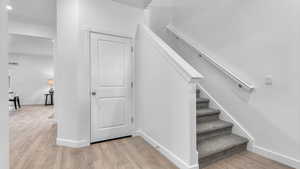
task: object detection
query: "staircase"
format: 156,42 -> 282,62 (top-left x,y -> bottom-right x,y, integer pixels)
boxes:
196,89 -> 249,168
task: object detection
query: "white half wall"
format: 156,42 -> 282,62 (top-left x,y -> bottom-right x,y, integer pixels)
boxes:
135,25 -> 202,169
0,0 -> 9,168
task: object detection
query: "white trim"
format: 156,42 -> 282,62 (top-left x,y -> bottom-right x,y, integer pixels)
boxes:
80,25 -> 133,40
135,130 -> 199,169
131,39 -> 137,133
80,28 -> 92,144
187,83 -> 199,165
139,25 -> 204,84
56,138 -> 90,148
8,52 -> 52,57
8,32 -> 54,40
196,84 -> 255,147
166,24 -> 254,92
252,145 -> 300,169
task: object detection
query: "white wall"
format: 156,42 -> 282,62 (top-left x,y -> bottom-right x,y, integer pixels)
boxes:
8,20 -> 55,39
8,34 -> 53,56
79,0 -> 144,36
56,0 -> 144,145
146,0 -> 300,168
8,20 -> 56,39
8,54 -> 54,105
0,0 -> 9,168
56,0 -> 81,144
145,0 -> 173,41
135,25 -> 201,169
76,0 -> 144,142
8,35 -> 54,105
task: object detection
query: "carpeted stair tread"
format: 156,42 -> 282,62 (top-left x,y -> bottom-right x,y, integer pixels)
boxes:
197,98 -> 210,103
197,120 -> 233,134
197,108 -> 220,117
198,134 -> 248,159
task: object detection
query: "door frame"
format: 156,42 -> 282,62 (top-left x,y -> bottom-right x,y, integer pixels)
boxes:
87,29 -> 136,143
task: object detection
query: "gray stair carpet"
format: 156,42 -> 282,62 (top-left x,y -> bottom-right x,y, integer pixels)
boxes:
197,108 -> 220,117
196,89 -> 249,168
197,108 -> 220,123
197,120 -> 233,141
197,98 -> 210,109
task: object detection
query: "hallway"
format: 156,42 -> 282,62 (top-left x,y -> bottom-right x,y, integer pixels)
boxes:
9,106 -> 294,169
9,106 -> 178,169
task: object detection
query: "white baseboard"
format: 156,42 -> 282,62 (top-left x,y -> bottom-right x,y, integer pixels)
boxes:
135,130 -> 199,169
56,138 -> 90,148
251,145 -> 300,169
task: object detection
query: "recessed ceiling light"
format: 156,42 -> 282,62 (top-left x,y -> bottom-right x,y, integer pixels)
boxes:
6,5 -> 13,11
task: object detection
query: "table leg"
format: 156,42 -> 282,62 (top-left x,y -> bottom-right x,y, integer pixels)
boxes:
17,97 -> 21,108
50,94 -> 53,105
14,99 -> 17,110
45,95 -> 48,105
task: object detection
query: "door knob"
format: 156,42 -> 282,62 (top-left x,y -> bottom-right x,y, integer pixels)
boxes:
91,91 -> 96,96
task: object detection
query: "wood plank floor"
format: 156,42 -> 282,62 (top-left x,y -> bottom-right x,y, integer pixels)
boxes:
10,106 -> 294,169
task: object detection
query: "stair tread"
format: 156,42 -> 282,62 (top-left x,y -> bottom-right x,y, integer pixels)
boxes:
197,108 -> 220,117
198,134 -> 248,159
197,98 -> 209,103
197,120 -> 233,134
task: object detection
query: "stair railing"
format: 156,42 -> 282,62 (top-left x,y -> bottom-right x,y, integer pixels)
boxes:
166,24 -> 255,92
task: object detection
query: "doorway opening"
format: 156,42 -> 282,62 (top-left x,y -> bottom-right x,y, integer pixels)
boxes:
7,0 -> 57,168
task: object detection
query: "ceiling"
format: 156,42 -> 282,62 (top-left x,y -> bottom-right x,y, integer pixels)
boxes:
112,0 -> 152,9
7,0 -> 153,26
8,0 -> 56,26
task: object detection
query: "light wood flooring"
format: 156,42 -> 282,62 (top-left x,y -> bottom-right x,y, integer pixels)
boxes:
10,106 -> 294,169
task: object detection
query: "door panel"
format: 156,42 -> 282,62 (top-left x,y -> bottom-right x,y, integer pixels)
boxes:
96,98 -> 125,128
91,33 -> 133,143
97,40 -> 125,86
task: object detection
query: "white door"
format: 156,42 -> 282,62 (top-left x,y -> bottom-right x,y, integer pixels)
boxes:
91,33 -> 133,143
